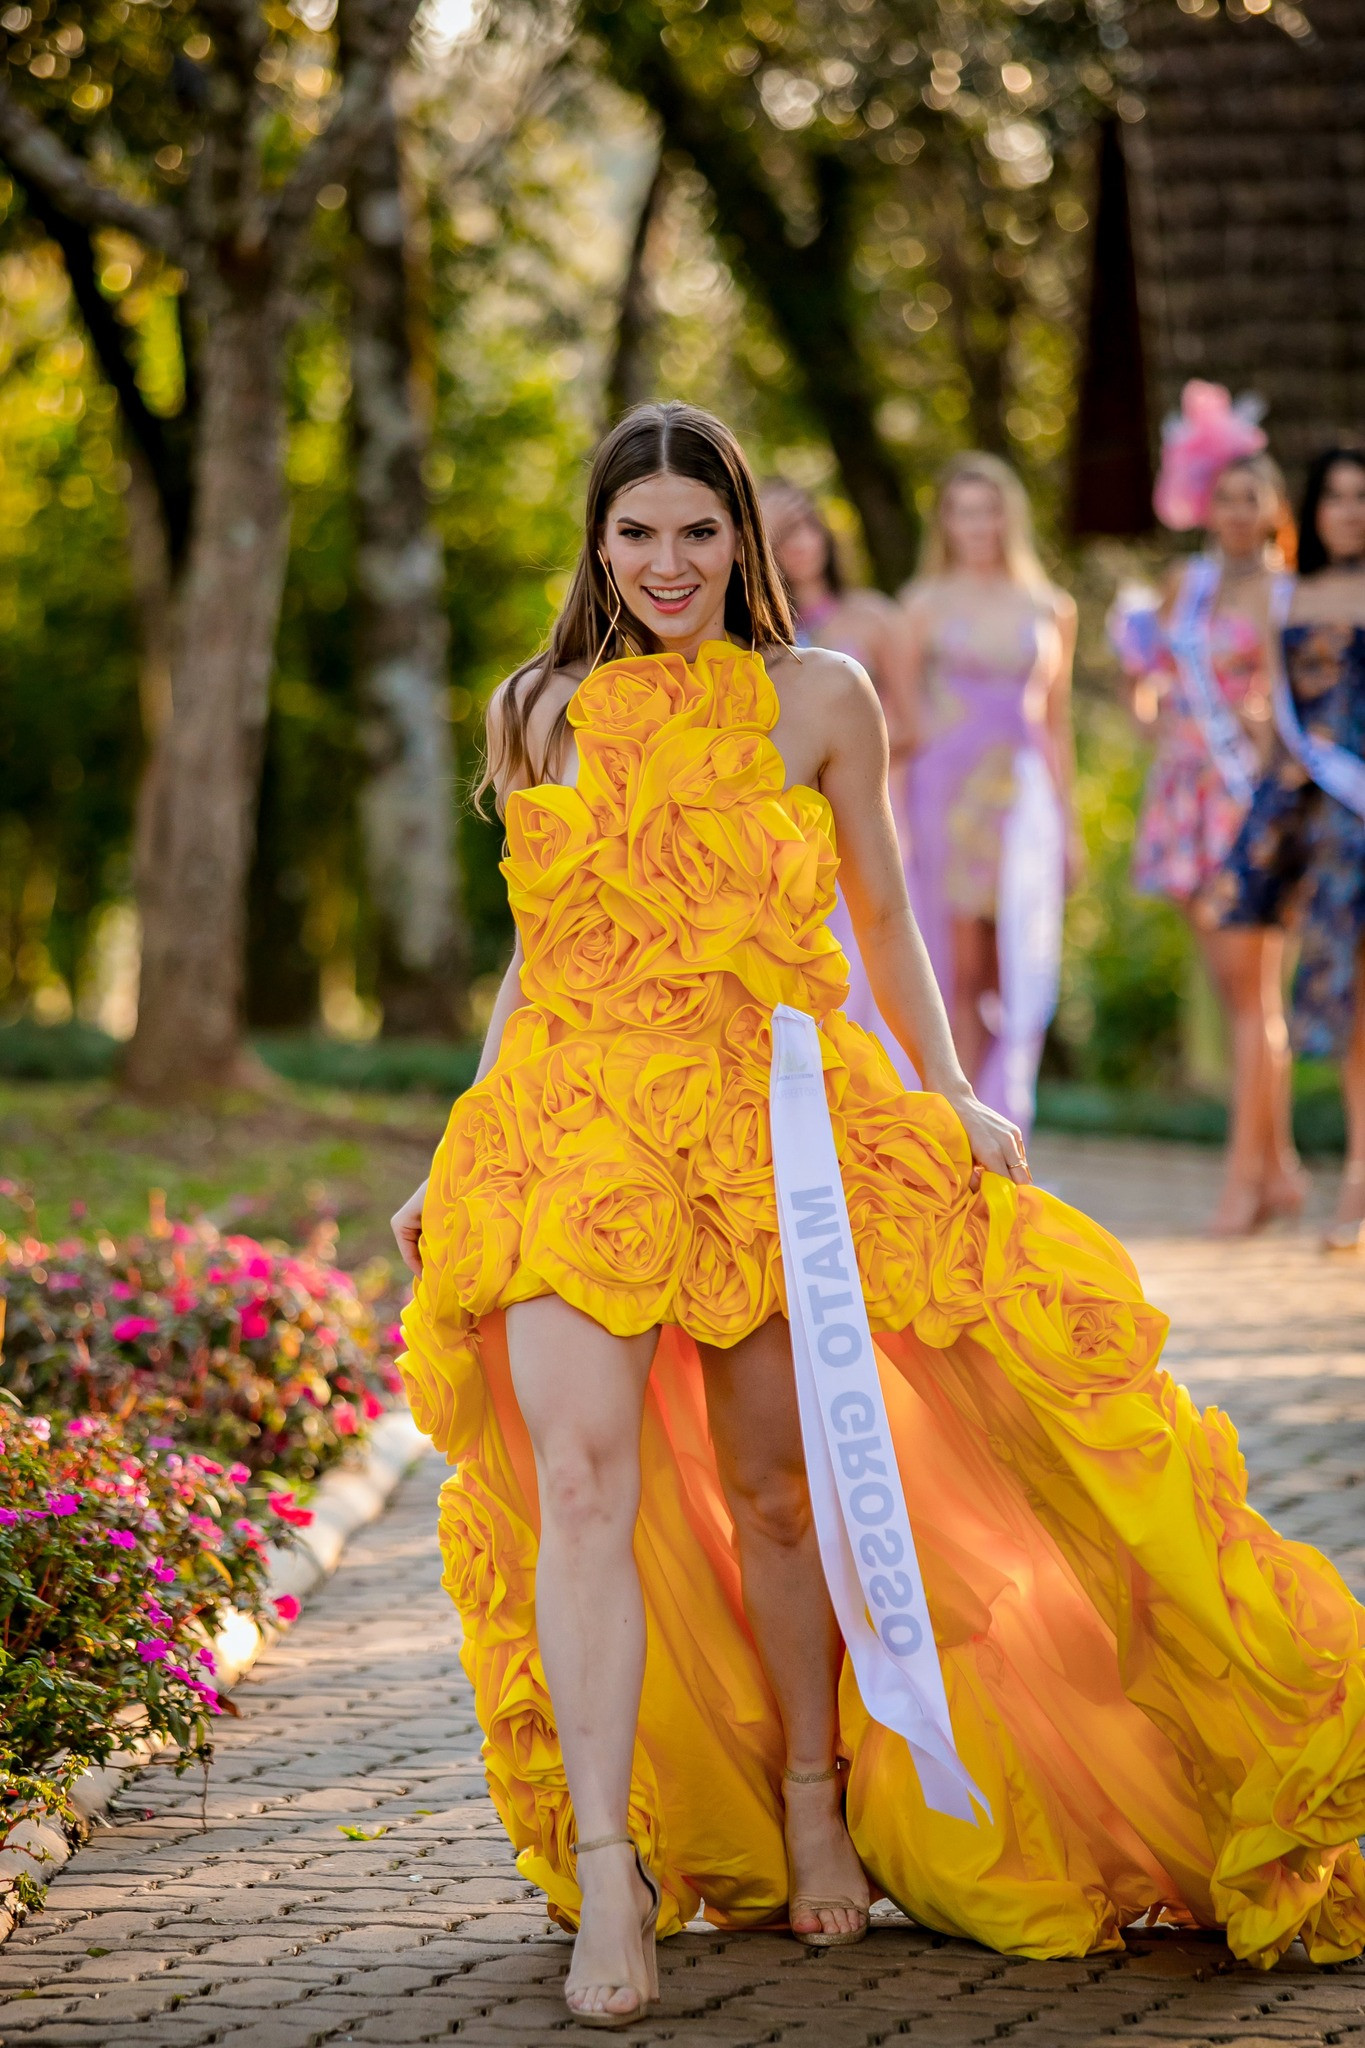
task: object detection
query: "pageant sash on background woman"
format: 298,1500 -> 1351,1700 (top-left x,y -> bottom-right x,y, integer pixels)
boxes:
1212,446 -> 1365,1250
762,479 -> 920,1078
1109,381 -> 1305,1236
897,454 -> 1077,1133
391,404 -> 1365,2030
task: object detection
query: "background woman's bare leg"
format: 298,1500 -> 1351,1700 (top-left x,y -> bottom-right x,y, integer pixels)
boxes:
949,913 -> 1000,1086
1198,922 -> 1300,1234
1328,950 -> 1365,1242
506,1295 -> 657,2019
700,1317 -> 869,1940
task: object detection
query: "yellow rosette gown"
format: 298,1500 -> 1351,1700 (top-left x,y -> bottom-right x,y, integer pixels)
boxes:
400,642 -> 1365,1968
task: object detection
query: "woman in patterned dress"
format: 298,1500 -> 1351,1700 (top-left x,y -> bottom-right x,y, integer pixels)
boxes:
1116,452 -> 1306,1237
1211,448 -> 1365,1249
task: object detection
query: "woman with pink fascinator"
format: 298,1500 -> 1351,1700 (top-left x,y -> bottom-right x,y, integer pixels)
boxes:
1110,380 -> 1306,1237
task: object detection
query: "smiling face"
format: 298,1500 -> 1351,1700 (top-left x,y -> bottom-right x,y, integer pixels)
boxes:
1209,464 -> 1279,560
940,477 -> 1007,574
1317,459 -> 1365,566
599,472 -> 739,653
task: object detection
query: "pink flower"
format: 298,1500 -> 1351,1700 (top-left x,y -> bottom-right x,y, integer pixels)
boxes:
0,1509 -> 18,1527
143,1598 -> 172,1627
65,1417 -> 99,1438
380,1363 -> 402,1395
26,1417 -> 50,1442
362,1391 -> 384,1422
273,1594 -> 300,1623
196,1648 -> 216,1673
187,1514 -> 221,1549
206,1265 -> 233,1285
169,1284 -> 196,1314
46,1492 -> 81,1516
48,1272 -> 81,1292
244,1255 -> 272,1282
107,1529 -> 137,1550
147,1436 -> 175,1451
267,1491 -> 313,1529
227,1463 -> 251,1485
239,1308 -> 270,1342
188,1456 -> 223,1476
150,1557 -> 177,1584
109,1282 -> 138,1301
112,1315 -> 159,1342
382,1323 -> 404,1348
232,1517 -> 264,1550
332,1402 -> 358,1437
171,1223 -> 194,1245
191,1681 -> 223,1713
136,1639 -> 170,1662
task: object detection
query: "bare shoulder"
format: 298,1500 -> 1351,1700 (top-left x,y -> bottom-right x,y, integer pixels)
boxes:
488,657 -> 583,796
767,643 -> 883,753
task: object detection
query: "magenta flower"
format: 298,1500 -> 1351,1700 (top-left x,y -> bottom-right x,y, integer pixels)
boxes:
188,1456 -> 223,1477
46,1492 -> 81,1516
239,1307 -> 270,1342
109,1281 -> 138,1300
273,1594 -> 300,1623
112,1315 -> 159,1342
0,1509 -> 19,1527
332,1402 -> 358,1437
196,1648 -> 216,1673
143,1599 -> 172,1627
65,1417 -> 99,1438
232,1517 -> 264,1548
382,1323 -> 404,1347
171,1223 -> 194,1246
363,1391 -> 384,1422
187,1514 -> 221,1548
206,1265 -> 233,1284
227,1462 -> 251,1485
150,1557 -> 177,1584
136,1639 -> 171,1662
267,1491 -> 313,1529
169,1284 -> 196,1314
107,1529 -> 137,1550
48,1272 -> 81,1292
147,1436 -> 176,1450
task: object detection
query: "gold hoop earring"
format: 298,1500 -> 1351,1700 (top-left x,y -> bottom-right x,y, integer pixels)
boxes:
589,552 -> 624,673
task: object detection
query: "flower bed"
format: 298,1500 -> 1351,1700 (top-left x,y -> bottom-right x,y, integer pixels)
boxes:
0,1399 -> 306,1861
0,1211 -> 403,1481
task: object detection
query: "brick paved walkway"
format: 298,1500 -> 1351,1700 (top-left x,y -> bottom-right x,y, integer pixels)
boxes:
3,1138 -> 1365,2047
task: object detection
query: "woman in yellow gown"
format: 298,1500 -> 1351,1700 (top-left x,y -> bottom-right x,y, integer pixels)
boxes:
393,403 -> 1365,2027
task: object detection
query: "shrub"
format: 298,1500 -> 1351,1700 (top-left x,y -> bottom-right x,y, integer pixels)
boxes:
0,1399 -> 304,1837
0,1215 -> 403,1482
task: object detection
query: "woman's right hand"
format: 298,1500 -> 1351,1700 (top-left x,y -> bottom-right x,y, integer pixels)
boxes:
391,1179 -> 429,1278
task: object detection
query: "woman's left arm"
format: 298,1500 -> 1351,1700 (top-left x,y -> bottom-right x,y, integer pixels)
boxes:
819,659 -> 1030,1184
1045,592 -> 1083,882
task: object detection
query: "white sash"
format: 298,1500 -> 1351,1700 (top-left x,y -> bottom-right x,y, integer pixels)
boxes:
1268,580 -> 1365,822
1168,556 -> 1261,807
768,1003 -> 987,1826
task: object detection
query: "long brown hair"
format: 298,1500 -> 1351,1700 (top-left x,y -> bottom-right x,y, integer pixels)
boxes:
477,401 -> 795,814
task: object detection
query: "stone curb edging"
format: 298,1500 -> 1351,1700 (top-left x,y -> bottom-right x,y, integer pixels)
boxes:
0,1408 -> 427,1944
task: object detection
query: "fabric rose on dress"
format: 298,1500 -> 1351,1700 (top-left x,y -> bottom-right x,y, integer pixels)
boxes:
517,874 -> 671,1025
841,1164 -> 933,1331
569,652 -> 706,740
502,1041 -> 606,1170
575,729 -> 644,833
398,1315 -> 484,1462
676,1193 -> 773,1344
695,642 -> 780,732
595,971 -> 726,1037
687,1067 -> 778,1241
521,1130 -> 688,1332
603,1034 -> 723,1153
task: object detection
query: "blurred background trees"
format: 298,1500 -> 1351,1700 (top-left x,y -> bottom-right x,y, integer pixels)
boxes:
0,0 -> 1346,1102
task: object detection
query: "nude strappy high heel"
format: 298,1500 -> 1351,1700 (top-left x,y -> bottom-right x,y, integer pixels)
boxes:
782,1763 -> 870,1949
565,1832 -> 661,2030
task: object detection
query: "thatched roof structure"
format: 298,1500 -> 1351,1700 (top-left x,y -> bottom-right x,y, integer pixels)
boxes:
1073,0 -> 1365,534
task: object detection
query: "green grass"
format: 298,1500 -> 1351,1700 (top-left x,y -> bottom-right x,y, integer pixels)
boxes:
0,1019 -> 480,1096
0,1078 -> 450,1267
1036,1065 -> 1345,1153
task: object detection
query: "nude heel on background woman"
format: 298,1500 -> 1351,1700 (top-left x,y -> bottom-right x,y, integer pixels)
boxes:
1323,1161 -> 1365,1253
783,1764 -> 871,1950
565,1834 -> 661,2031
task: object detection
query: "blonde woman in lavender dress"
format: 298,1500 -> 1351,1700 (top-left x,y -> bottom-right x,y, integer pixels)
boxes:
762,481 -> 922,1080
897,454 -> 1078,1133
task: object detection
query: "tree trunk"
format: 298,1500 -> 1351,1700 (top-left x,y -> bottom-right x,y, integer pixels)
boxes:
123,289 -> 291,1096
605,156 -> 667,426
348,85 -> 466,1036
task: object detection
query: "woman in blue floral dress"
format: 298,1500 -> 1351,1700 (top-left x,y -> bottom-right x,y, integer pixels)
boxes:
1211,449 -> 1365,1248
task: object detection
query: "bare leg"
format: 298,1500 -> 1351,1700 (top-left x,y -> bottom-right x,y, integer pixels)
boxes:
1198,923 -> 1290,1235
1257,927 -> 1307,1212
1327,948 -> 1365,1246
949,914 -> 999,1088
700,1316 -> 869,1941
505,1295 -> 657,2020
